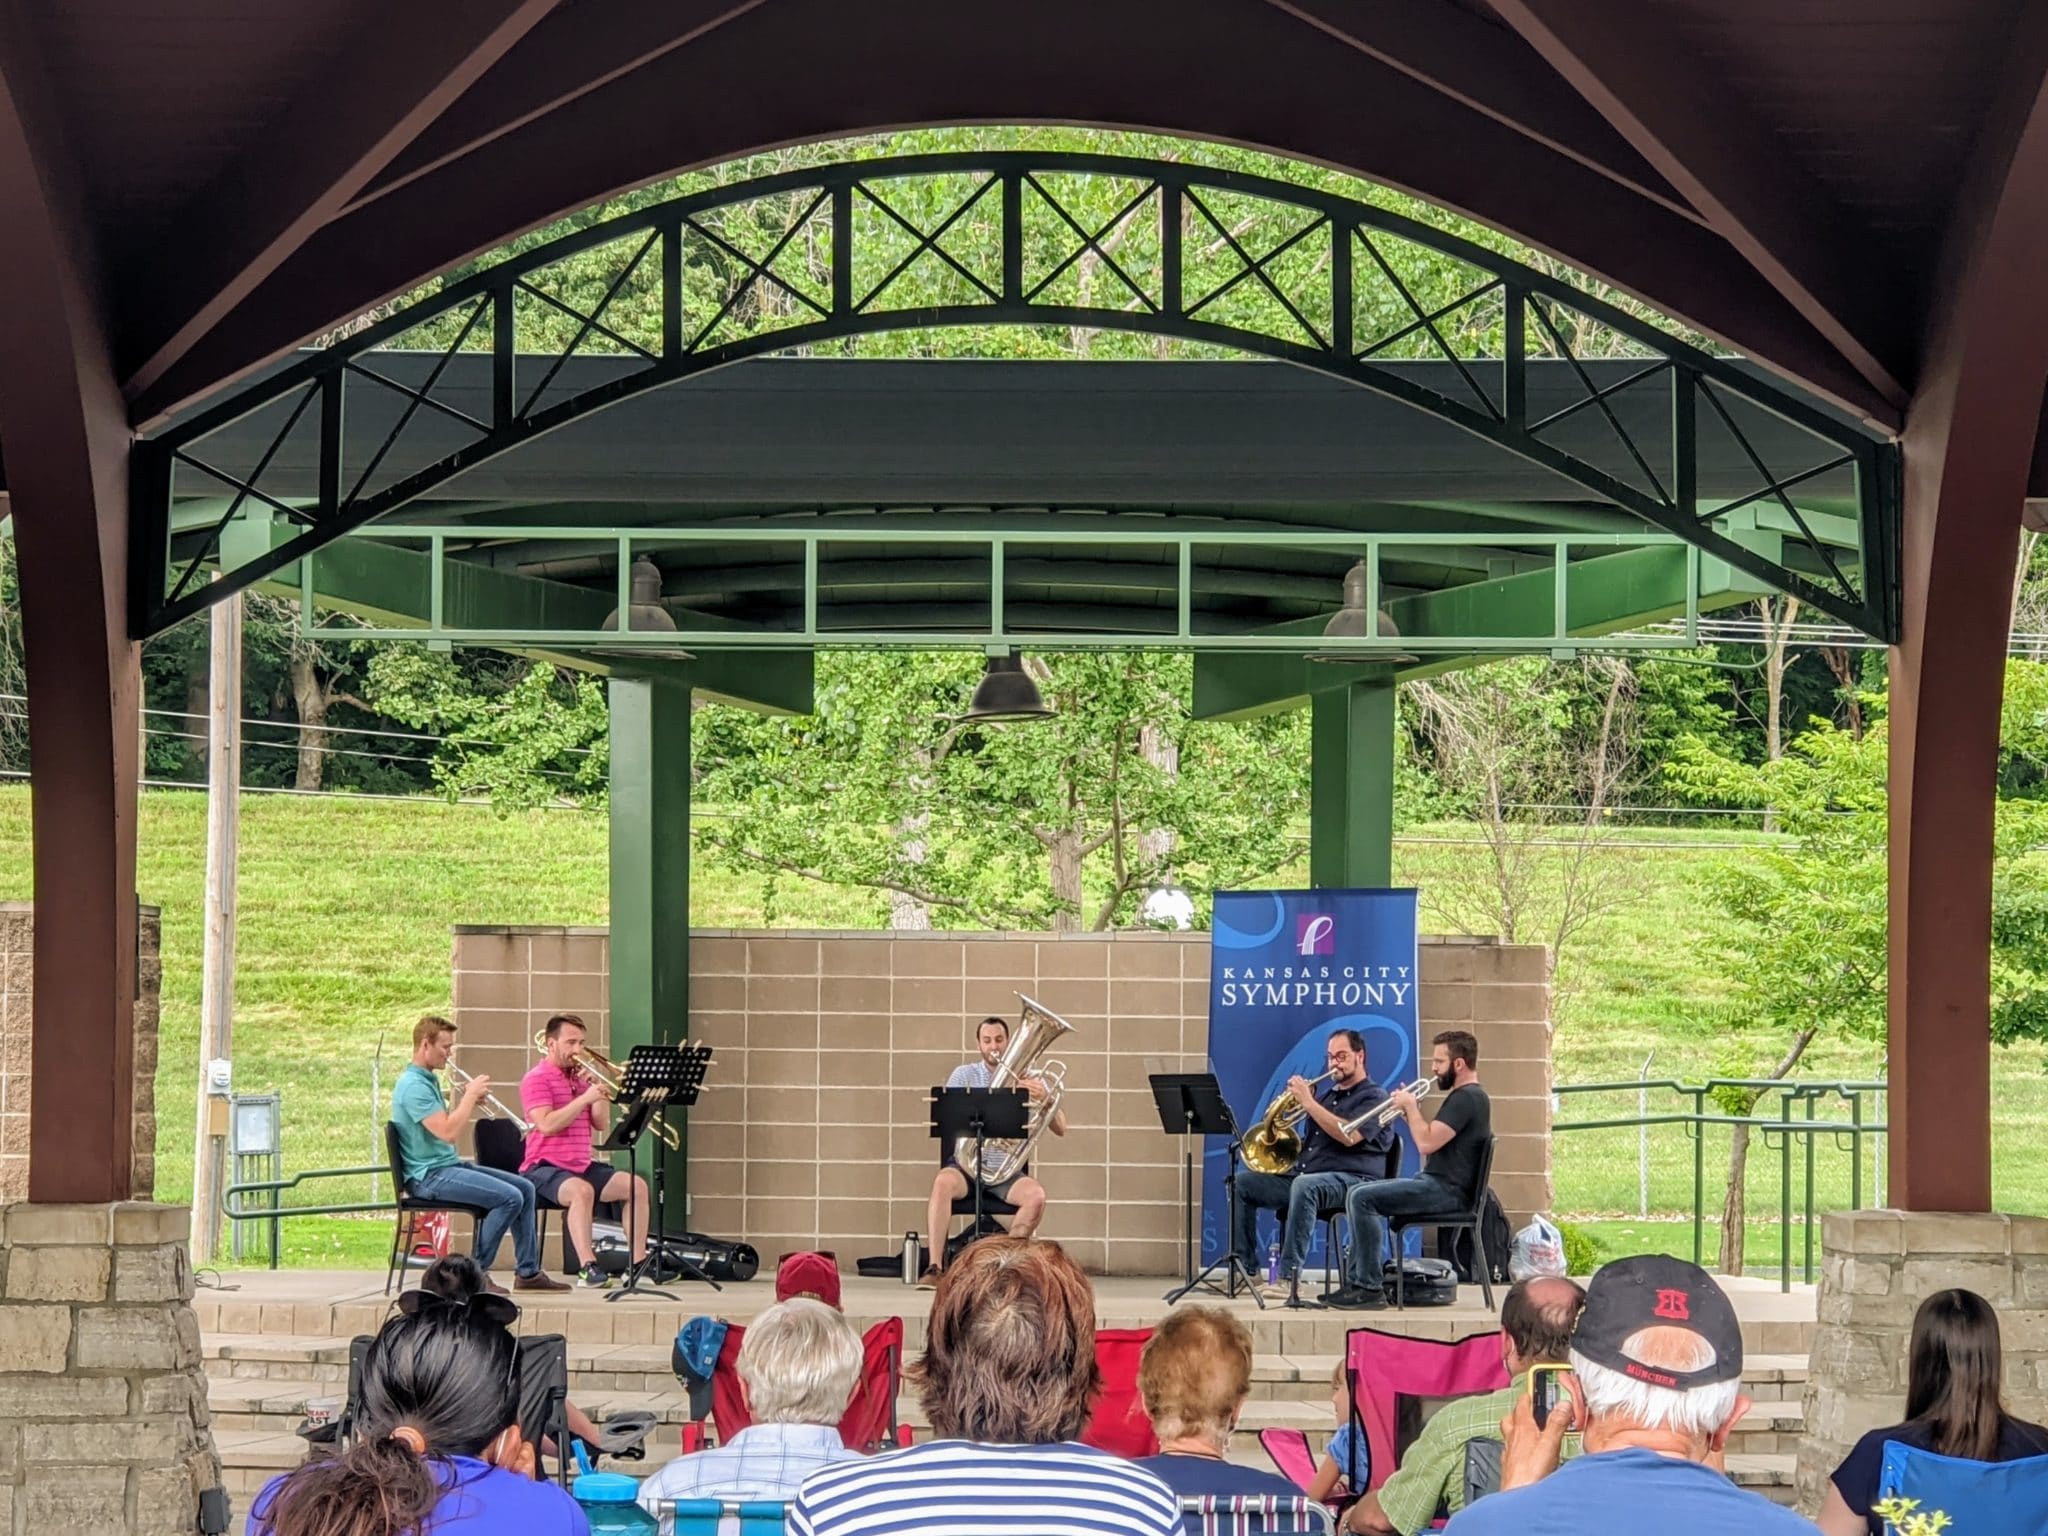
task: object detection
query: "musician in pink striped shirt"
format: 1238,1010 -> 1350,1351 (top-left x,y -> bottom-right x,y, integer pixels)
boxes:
519,1014 -> 650,1289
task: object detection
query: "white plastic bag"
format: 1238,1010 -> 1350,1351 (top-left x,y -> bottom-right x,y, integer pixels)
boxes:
1509,1216 -> 1566,1281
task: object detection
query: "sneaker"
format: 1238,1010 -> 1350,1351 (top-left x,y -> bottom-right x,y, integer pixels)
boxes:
916,1266 -> 941,1290
578,1265 -> 612,1289
483,1275 -> 511,1297
513,1269 -> 573,1293
1325,1287 -> 1387,1311
1253,1280 -> 1293,1305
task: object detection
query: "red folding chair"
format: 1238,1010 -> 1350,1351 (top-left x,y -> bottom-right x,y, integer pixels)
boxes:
1081,1326 -> 1158,1457
681,1316 -> 911,1454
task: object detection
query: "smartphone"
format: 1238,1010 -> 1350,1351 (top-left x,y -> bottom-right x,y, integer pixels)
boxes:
1528,1363 -> 1571,1431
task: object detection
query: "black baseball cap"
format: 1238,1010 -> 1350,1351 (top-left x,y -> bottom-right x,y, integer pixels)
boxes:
1572,1255 -> 1743,1388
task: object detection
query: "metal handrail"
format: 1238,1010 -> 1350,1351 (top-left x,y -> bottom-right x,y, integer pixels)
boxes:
224,1163 -> 395,1270
1553,1076 -> 1888,1289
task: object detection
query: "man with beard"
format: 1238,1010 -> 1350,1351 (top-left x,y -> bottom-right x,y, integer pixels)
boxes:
1327,1029 -> 1491,1310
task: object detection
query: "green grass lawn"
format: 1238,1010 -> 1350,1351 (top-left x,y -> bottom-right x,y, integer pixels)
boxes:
0,784 -> 2036,1273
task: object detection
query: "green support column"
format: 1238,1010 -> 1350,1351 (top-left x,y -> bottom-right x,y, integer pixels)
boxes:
609,675 -> 693,1198
1310,677 -> 1396,888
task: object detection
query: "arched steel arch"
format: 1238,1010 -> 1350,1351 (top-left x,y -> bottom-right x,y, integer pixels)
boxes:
137,152 -> 1896,640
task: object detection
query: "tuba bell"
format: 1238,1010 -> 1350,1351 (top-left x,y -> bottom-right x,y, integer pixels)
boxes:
1239,1069 -> 1337,1175
955,992 -> 1074,1185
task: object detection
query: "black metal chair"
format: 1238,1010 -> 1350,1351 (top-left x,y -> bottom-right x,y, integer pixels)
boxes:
382,1122 -> 492,1297
1388,1135 -> 1498,1311
472,1116 -> 619,1275
937,1137 -> 1024,1267
1313,1141 -> 1404,1300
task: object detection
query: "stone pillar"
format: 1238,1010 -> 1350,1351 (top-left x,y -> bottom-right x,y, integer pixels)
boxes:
0,1202 -> 220,1535
0,904 -> 163,1203
1799,1209 -> 2048,1512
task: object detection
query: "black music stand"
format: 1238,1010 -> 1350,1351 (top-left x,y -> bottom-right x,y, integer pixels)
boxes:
600,1043 -> 714,1301
1160,1076 -> 1266,1310
1148,1072 -> 1237,1296
930,1086 -> 1029,1254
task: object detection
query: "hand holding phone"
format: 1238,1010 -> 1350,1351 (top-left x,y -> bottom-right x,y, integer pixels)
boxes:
1528,1363 -> 1573,1432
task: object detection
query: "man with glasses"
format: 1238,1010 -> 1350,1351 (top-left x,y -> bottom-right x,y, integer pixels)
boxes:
1232,1029 -> 1393,1306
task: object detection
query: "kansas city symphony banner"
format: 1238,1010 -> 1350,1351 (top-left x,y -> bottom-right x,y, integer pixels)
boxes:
1201,888 -> 1422,1266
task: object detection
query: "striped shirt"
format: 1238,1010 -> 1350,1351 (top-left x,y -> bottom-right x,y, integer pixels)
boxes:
790,1440 -> 1181,1536
637,1423 -> 860,1536
520,1058 -> 594,1173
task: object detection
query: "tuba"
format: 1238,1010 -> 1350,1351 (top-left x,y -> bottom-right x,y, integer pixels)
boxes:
954,992 -> 1074,1185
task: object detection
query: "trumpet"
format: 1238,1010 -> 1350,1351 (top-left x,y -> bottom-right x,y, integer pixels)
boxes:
532,1031 -> 683,1153
1240,1068 -> 1339,1175
446,1064 -> 531,1134
1337,1077 -> 1435,1137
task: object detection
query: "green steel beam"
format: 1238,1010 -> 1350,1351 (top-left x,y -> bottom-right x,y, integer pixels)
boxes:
1310,679 -> 1395,888
1193,542 -> 1767,719
220,515 -> 813,714
608,677 -> 693,1198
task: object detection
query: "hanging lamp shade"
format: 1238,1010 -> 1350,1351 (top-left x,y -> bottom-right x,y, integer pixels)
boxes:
962,653 -> 1054,722
1306,559 -> 1416,665
602,557 -> 681,635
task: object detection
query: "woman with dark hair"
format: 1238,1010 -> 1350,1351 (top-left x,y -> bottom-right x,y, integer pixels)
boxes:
250,1293 -> 588,1535
1819,1288 -> 2048,1535
789,1237 -> 1180,1536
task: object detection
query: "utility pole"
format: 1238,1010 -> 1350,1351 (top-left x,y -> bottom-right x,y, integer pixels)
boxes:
190,589 -> 242,1262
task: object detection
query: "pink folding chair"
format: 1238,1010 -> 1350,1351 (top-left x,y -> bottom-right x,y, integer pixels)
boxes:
1342,1325 -> 1508,1493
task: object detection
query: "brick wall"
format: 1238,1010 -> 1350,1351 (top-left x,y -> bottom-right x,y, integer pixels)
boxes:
452,927 -> 1553,1275
0,904 -> 162,1203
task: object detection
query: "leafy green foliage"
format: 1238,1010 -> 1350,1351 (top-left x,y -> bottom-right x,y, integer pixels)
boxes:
1554,1219 -> 1601,1276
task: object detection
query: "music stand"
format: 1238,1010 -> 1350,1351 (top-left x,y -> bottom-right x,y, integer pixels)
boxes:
600,1043 -> 715,1300
930,1086 -> 1029,1259
1159,1075 -> 1266,1309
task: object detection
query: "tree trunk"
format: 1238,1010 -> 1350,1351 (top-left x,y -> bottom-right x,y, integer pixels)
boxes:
288,646 -> 329,792
1819,647 -> 1864,739
1046,828 -> 1085,932
1716,1026 -> 1817,1275
1758,596 -> 1799,833
889,810 -> 933,930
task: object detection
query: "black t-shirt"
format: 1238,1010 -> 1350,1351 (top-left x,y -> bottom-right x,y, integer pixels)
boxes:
1832,1415 -> 2048,1533
1297,1076 -> 1394,1176
1422,1082 -> 1490,1197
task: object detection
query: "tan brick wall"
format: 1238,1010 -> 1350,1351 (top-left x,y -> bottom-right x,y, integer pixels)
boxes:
0,904 -> 162,1203
453,927 -> 1553,1275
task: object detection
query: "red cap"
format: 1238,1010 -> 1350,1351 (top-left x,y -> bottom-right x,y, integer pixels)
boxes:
775,1251 -> 842,1310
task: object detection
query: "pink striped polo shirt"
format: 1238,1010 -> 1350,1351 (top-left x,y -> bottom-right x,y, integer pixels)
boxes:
520,1058 -> 595,1173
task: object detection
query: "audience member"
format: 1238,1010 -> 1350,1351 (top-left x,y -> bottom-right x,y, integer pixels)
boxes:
790,1237 -> 1181,1536
1306,1362 -> 1362,1504
1136,1306 -> 1311,1532
250,1292 -> 587,1535
638,1298 -> 865,1536
1444,1254 -> 1815,1535
1343,1277 -> 1585,1534
1819,1288 -> 2048,1536
776,1250 -> 844,1309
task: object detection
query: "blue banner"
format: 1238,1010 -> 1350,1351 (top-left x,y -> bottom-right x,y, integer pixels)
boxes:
1203,888 -> 1422,1267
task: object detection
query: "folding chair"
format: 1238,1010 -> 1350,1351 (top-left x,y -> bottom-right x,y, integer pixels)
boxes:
1081,1326 -> 1158,1457
472,1117 -> 620,1276
1176,1494 -> 1335,1536
1342,1325 -> 1508,1494
1257,1428 -> 1320,1491
1879,1440 -> 2048,1531
660,1499 -> 789,1536
1460,1437 -> 1503,1506
382,1124 -> 492,1297
678,1316 -> 911,1453
334,1330 -> 574,1487
1388,1137 -> 1498,1311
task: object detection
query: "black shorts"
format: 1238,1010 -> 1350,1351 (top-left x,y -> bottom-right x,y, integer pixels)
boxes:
528,1161 -> 618,1207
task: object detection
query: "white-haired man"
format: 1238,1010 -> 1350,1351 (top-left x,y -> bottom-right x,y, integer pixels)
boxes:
1445,1254 -> 1817,1535
637,1298 -> 865,1536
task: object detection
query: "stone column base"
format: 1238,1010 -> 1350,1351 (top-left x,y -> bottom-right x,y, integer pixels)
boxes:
1799,1209 -> 2048,1511
0,1202 -> 221,1536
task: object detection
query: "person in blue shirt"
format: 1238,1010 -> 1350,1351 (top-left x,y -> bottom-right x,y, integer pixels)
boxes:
250,1289 -> 588,1536
1446,1254 -> 1817,1536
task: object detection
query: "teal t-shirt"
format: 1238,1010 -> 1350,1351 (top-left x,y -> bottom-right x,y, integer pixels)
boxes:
392,1064 -> 460,1181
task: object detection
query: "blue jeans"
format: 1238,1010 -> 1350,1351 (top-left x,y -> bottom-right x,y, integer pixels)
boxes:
1344,1175 -> 1464,1290
1233,1168 -> 1363,1282
411,1162 -> 542,1277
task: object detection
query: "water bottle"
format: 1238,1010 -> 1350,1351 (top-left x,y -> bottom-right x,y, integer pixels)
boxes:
902,1230 -> 921,1285
573,1471 -> 657,1533
1266,1243 -> 1281,1285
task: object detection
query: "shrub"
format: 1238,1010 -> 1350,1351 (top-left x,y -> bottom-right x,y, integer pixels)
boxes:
1555,1219 -> 1601,1276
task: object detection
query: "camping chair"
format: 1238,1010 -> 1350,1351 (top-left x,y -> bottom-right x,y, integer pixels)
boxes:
1258,1428 -> 1322,1491
659,1499 -> 789,1536
677,1315 -> 911,1453
1879,1440 -> 2048,1532
1460,1437 -> 1503,1507
1081,1326 -> 1158,1457
1176,1494 -> 1336,1536
472,1117 -> 619,1276
1388,1137 -> 1498,1311
332,1331 -> 573,1488
382,1123 -> 493,1297
1342,1325 -> 1508,1494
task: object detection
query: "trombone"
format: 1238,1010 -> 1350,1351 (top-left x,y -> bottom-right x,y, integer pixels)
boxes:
1337,1077 -> 1435,1137
533,1031 -> 682,1153
446,1064 -> 531,1134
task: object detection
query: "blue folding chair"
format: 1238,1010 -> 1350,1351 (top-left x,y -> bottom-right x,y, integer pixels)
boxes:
661,1498 -> 789,1536
1878,1439 -> 2048,1532
1177,1494 -> 1336,1536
